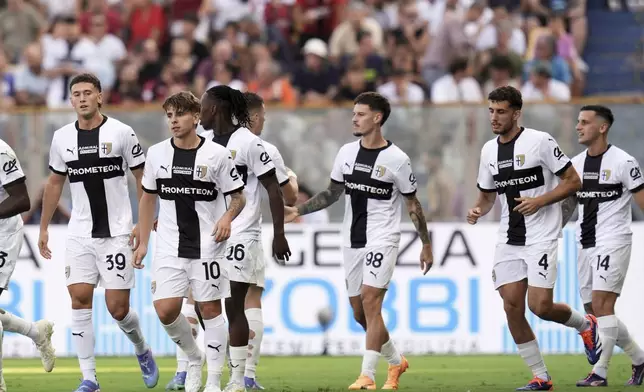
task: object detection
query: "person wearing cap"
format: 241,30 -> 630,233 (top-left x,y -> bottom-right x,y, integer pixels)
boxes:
291,38 -> 340,105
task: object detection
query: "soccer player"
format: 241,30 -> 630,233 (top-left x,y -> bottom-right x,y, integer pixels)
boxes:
0,139 -> 56,390
466,86 -> 593,391
199,85 -> 291,392
134,91 -> 246,392
284,92 -> 433,390
560,105 -> 644,386
165,291 -> 201,391
38,73 -> 158,392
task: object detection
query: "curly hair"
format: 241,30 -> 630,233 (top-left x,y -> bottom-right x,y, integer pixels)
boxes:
206,85 -> 251,129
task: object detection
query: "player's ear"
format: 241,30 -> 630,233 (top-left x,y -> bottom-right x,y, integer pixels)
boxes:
193,112 -> 200,126
512,109 -> 521,121
97,92 -> 103,108
373,112 -> 382,125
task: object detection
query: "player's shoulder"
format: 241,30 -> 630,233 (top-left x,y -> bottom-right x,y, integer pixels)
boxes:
0,138 -> 12,153
338,140 -> 361,156
607,145 -> 640,172
103,116 -> 135,135
52,121 -> 78,141
571,149 -> 587,165
199,128 -> 213,140
382,141 -> 412,165
201,137 -> 231,158
147,138 -> 172,158
522,127 -> 554,143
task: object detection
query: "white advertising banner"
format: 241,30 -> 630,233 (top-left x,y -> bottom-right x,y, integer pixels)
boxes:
1,223 -> 643,357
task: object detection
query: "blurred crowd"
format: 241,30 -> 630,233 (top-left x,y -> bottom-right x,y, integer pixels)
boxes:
0,0 -> 603,109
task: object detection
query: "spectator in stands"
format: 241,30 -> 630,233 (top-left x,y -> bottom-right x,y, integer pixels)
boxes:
86,12 -> 127,71
163,12 -> 209,65
0,0 -> 45,63
463,1 -> 493,44
524,34 -> 572,85
247,60 -> 297,105
136,38 -> 163,87
168,37 -> 200,81
521,61 -> 571,101
14,42 -> 49,106
340,31 -> 385,84
125,0 -> 165,49
475,19 -> 524,82
194,39 -> 234,95
293,0 -> 345,45
328,1 -> 384,61
431,57 -> 483,103
377,68 -> 425,104
292,38 -> 339,104
79,0 -> 121,36
548,12 -> 586,95
111,62 -> 143,106
390,0 -> 429,58
476,5 -> 526,56
481,55 -> 520,96
206,62 -> 246,92
334,59 -> 376,102
0,48 -> 15,108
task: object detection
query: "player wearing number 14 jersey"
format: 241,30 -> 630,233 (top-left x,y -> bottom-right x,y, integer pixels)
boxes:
560,105 -> 644,387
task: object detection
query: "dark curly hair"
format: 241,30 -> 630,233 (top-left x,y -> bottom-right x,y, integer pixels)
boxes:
488,86 -> 523,110
206,85 -> 251,129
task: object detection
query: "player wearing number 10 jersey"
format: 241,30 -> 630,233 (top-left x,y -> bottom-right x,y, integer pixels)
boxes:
560,105 -> 644,387
135,92 -> 246,392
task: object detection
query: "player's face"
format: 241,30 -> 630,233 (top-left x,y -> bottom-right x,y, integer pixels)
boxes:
166,107 -> 199,139
488,100 -> 519,135
250,104 -> 266,135
352,103 -> 381,137
70,82 -> 102,119
576,110 -> 607,145
199,93 -> 216,130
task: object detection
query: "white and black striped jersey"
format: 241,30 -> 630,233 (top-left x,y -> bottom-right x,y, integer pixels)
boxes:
476,127 -> 572,246
572,145 -> 644,248
48,116 -> 145,238
330,140 -> 417,248
141,136 -> 245,259
0,139 -> 26,235
201,128 -> 276,240
262,140 -> 290,187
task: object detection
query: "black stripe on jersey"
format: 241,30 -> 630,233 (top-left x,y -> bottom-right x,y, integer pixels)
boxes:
158,138 -> 217,259
279,178 -> 289,187
236,165 -> 249,184
578,153 -> 622,248
344,143 -> 393,248
68,117 -> 118,238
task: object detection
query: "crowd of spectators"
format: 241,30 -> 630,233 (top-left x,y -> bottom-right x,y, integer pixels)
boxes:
0,0 -> 596,109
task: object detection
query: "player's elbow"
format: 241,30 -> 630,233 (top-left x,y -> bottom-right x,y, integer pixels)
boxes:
568,172 -> 582,192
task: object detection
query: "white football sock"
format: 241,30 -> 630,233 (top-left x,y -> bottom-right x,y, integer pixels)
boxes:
244,308 -> 263,379
204,314 -> 227,388
162,314 -> 202,363
0,309 -> 38,340
380,339 -> 402,365
517,340 -> 549,381
72,309 -> 97,383
361,350 -> 380,381
177,302 -> 199,373
564,309 -> 590,333
229,346 -> 247,384
617,318 -> 644,365
116,309 -> 149,355
0,320 -> 4,377
593,315 -> 619,379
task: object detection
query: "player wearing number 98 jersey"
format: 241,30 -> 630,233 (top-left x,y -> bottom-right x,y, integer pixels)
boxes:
134,92 -> 246,392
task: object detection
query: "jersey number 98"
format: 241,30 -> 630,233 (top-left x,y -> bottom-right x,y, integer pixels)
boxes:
106,253 -> 126,270
365,252 -> 384,268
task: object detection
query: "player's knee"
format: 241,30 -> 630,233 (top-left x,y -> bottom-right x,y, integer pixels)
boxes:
360,291 -> 383,316
352,308 -> 367,329
196,301 -> 222,319
154,301 -> 182,325
502,299 -> 525,320
107,304 -> 129,321
591,294 -> 616,317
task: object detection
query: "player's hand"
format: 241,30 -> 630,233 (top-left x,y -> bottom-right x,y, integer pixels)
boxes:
467,207 -> 482,224
420,243 -> 433,275
272,232 -> 291,265
132,246 -> 147,269
153,219 -> 158,231
212,216 -> 232,243
284,205 -> 299,223
129,224 -> 140,251
513,197 -> 544,216
38,230 -> 51,259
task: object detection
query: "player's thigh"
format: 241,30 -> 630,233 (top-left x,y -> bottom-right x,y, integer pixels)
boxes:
342,247 -> 364,298
65,236 -> 100,287
577,247 -> 594,305
361,246 -> 397,291
152,255 -> 190,302
95,235 -> 135,290
492,243 -> 528,290
0,229 -> 23,290
189,257 -> 230,302
226,239 -> 264,287
525,240 -> 558,289
590,244 -> 631,296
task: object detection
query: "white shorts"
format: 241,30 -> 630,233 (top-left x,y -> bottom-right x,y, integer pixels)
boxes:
152,255 -> 230,302
0,229 -> 23,290
492,240 -> 558,290
65,235 -> 135,289
343,246 -> 398,297
578,244 -> 631,304
226,239 -> 265,288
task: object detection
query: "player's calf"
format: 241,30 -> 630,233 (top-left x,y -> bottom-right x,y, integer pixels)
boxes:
348,296 -> 367,331
226,282 -> 250,390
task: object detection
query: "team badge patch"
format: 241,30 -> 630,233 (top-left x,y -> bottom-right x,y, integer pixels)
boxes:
230,150 -> 237,160
514,154 -> 525,167
196,165 -> 208,178
101,142 -> 112,155
601,169 -> 611,181
374,165 -> 386,177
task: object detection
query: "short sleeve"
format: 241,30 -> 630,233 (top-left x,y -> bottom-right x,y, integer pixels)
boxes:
539,133 -> 572,176
0,145 -> 25,187
476,147 -> 495,192
330,149 -> 345,184
215,152 -> 245,195
246,139 -> 275,179
121,127 -> 145,170
621,158 -> 644,193
393,158 -> 417,196
48,135 -> 68,176
141,154 -> 157,193
268,145 -> 289,186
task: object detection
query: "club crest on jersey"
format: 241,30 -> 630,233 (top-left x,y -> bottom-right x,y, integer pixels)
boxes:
374,165 -> 386,177
196,165 -> 208,178
101,142 -> 112,155
515,154 -> 525,167
230,150 -> 237,159
601,169 -> 611,181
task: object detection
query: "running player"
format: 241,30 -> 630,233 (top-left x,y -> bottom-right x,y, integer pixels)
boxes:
199,85 -> 291,392
560,105 -> 644,386
38,73 -> 158,392
284,92 -> 432,390
466,86 -> 594,391
134,91 -> 246,392
0,139 -> 56,391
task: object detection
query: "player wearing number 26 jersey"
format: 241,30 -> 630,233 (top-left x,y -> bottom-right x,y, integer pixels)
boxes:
561,105 -> 644,387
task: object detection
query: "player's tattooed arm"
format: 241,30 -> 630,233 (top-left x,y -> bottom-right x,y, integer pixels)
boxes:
224,190 -> 246,221
405,194 -> 430,245
560,195 -> 577,227
297,180 -> 344,216
0,180 -> 30,219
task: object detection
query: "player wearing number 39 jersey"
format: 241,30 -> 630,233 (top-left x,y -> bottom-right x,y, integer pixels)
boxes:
560,106 -> 644,387
135,91 -> 246,392
39,74 -> 157,392
468,87 -> 594,392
